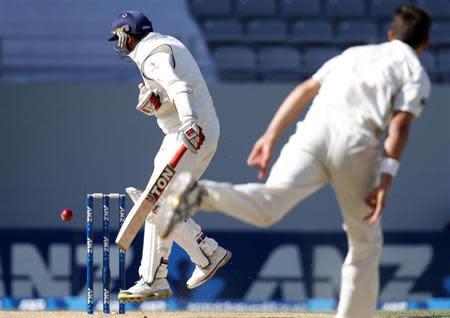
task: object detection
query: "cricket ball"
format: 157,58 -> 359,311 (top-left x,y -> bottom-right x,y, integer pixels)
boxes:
60,208 -> 74,222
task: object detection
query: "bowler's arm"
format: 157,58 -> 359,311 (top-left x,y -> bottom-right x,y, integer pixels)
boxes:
384,111 -> 414,160
247,78 -> 320,179
265,78 -> 321,143
364,111 -> 414,224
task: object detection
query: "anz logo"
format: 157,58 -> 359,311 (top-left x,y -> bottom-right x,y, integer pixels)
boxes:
0,241 -> 437,300
244,244 -> 433,301
0,244 -> 134,298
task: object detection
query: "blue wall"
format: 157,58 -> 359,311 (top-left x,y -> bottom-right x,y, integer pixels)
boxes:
0,83 -> 449,231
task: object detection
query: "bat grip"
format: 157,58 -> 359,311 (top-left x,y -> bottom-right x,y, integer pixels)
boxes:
169,145 -> 188,167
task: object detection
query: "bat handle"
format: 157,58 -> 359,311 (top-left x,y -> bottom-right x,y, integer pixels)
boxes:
170,145 -> 188,167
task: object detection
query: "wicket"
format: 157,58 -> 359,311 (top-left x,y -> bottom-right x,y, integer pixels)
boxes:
86,193 -> 126,314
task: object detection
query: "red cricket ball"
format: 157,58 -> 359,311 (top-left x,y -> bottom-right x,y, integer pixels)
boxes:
60,208 -> 74,222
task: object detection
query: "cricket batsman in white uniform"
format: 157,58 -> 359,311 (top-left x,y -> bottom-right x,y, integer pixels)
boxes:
161,5 -> 432,318
107,11 -> 231,302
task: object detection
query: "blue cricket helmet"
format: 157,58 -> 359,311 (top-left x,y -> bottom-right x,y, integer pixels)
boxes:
108,11 -> 153,41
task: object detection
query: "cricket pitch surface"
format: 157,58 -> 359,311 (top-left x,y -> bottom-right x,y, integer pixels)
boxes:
0,312 -> 332,318
2,311 -> 450,318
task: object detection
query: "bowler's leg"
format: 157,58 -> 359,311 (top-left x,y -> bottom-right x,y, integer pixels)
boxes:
331,132 -> 382,318
200,140 -> 329,227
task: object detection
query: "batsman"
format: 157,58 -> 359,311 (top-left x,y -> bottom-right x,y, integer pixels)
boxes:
108,11 -> 231,301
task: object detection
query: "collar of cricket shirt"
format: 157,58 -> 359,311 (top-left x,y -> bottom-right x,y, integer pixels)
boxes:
128,32 -> 158,61
391,39 -> 419,57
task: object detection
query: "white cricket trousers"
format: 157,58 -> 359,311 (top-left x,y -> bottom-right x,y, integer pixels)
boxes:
200,106 -> 383,318
138,122 -> 220,283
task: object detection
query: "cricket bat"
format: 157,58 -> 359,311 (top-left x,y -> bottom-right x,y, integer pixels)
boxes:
116,144 -> 187,251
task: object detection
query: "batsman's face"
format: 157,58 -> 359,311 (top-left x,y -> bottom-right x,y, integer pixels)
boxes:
112,36 -> 136,62
113,45 -> 130,61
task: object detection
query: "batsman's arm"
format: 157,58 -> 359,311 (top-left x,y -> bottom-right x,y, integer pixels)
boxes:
142,52 -> 196,123
143,52 -> 205,153
247,78 -> 320,179
364,111 -> 414,224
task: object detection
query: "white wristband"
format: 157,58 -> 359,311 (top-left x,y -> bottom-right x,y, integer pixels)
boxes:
380,157 -> 400,177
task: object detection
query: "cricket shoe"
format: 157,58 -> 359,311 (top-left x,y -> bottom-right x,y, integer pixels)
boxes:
118,277 -> 172,302
156,172 -> 206,239
187,246 -> 232,289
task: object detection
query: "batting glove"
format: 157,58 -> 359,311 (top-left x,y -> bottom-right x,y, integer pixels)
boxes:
136,83 -> 162,116
179,121 -> 205,154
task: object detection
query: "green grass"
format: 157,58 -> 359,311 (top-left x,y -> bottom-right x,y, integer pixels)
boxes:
376,310 -> 450,318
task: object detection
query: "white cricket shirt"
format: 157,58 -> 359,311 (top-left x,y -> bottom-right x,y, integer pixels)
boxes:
311,40 -> 431,133
129,32 -> 218,134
